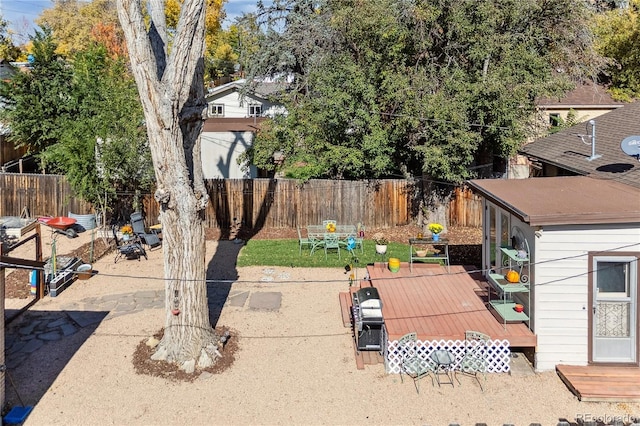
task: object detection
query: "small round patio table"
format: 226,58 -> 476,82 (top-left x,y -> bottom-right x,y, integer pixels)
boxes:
430,349 -> 456,387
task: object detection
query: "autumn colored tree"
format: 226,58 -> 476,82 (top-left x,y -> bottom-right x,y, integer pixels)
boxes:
594,0 -> 640,100
37,0 -> 122,57
0,17 -> 21,61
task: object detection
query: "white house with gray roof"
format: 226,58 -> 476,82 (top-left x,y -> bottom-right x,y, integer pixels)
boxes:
201,79 -> 286,179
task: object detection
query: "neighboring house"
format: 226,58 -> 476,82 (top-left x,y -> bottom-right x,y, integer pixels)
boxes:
520,100 -> 640,189
468,176 -> 640,371
201,79 -> 286,179
534,81 -> 624,132
508,82 -> 626,179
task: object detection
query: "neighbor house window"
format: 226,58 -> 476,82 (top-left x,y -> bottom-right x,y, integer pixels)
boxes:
208,104 -> 224,117
248,104 -> 262,117
549,113 -> 560,127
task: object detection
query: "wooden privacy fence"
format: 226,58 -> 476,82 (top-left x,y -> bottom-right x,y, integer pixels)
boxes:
1,174 -> 483,228
449,186 -> 482,227
0,173 -> 92,218
143,179 -> 416,229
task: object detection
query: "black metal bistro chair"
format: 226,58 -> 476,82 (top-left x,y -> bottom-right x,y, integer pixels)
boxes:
112,225 -> 147,263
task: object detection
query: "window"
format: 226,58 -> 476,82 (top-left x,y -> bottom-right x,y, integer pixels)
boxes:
596,261 -> 630,299
248,104 -> 262,117
208,104 -> 224,117
549,113 -> 560,127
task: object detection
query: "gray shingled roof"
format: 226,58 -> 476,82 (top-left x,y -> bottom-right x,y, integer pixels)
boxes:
519,101 -> 640,189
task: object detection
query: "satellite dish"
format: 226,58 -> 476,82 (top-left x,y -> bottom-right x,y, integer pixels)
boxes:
621,136 -> 640,160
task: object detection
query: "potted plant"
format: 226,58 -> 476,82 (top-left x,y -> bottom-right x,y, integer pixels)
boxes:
428,223 -> 444,241
121,225 -> 134,241
373,232 -> 388,254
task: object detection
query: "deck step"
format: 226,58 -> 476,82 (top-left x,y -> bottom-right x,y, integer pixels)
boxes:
338,292 -> 352,328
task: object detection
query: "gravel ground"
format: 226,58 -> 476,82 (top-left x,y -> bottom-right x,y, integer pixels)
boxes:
4,226 -> 640,425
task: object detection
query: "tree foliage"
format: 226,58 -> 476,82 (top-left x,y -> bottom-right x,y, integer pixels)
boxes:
242,0 -> 606,182
0,17 -> 21,61
0,27 -> 73,153
594,0 -> 640,100
0,28 -> 153,207
36,0 -> 124,57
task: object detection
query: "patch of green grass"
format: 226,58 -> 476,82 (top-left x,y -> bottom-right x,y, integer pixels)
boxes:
237,239 -> 441,268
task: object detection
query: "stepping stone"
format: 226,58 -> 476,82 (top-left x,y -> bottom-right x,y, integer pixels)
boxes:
227,291 -> 249,307
21,338 -> 44,353
47,317 -> 70,328
134,290 -> 158,299
18,320 -> 40,335
137,298 -> 161,309
114,303 -> 135,312
6,340 -> 27,355
38,331 -> 62,341
248,292 -> 281,311
67,310 -> 108,328
60,323 -> 78,336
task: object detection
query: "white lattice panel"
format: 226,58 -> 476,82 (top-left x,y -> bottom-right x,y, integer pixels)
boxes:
385,338 -> 511,374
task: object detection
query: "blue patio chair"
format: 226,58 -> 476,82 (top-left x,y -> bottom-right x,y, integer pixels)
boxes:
397,332 -> 435,394
297,226 -> 313,255
455,330 -> 490,391
130,212 -> 161,249
323,232 -> 341,260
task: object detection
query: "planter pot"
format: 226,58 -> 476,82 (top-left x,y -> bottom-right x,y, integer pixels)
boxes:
76,264 -> 93,280
375,244 -> 387,254
68,212 -> 97,232
388,258 -> 400,273
432,233 -> 440,242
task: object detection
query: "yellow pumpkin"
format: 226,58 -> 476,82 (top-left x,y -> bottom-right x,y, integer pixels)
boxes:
506,270 -> 520,283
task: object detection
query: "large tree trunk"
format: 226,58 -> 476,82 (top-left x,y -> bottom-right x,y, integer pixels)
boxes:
117,0 -> 220,372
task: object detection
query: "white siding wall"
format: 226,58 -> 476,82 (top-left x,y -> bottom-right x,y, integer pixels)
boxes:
200,131 -> 256,179
532,223 -> 640,371
206,91 -> 284,118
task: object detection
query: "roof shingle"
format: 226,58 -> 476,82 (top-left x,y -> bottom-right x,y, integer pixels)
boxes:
520,101 -> 640,189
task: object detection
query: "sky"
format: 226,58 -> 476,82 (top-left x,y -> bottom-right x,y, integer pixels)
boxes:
0,0 -> 260,45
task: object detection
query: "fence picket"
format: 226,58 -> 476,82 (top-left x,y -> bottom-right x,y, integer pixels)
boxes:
0,175 -> 482,228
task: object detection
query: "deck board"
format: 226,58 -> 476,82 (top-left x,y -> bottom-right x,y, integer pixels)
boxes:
556,364 -> 640,402
367,263 -> 536,347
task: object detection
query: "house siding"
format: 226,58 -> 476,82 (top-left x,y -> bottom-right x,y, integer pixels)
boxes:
206,91 -> 284,118
532,223 -> 640,371
200,131 -> 256,179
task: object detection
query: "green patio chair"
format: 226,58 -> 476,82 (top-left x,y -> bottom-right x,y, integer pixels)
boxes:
456,330 -> 490,391
323,232 -> 341,260
397,332 -> 435,394
297,226 -> 313,255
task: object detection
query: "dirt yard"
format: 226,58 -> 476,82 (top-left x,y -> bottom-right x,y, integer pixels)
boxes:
3,225 -> 639,425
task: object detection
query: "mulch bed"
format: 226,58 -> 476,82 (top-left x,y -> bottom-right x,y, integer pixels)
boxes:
133,327 -> 238,381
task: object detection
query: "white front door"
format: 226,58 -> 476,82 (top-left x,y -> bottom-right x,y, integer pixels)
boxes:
592,256 -> 638,363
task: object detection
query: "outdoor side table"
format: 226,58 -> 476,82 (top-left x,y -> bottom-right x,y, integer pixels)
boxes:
430,349 -> 456,387
409,238 -> 450,273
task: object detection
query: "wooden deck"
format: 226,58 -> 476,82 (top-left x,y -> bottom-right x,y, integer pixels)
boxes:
365,262 -> 536,346
339,263 -> 536,369
556,364 -> 640,402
